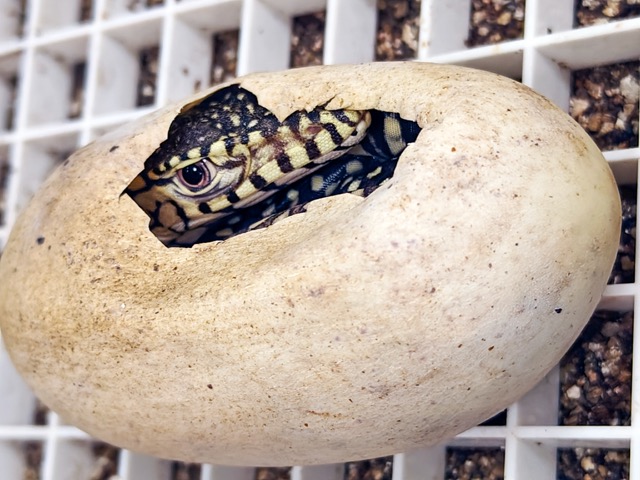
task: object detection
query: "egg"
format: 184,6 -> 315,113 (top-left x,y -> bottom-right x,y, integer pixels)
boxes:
0,62 -> 620,466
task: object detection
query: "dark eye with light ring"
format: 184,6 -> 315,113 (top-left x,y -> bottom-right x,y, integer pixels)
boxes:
177,161 -> 211,191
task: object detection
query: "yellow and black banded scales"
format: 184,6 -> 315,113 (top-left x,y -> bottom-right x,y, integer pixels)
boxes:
126,85 -> 420,247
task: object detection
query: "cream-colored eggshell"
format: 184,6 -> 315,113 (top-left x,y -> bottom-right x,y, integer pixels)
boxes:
0,63 -> 620,466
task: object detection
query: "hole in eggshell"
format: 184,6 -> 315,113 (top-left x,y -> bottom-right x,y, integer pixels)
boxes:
124,85 -> 421,248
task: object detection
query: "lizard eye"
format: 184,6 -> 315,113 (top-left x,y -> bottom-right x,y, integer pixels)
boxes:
177,160 -> 212,191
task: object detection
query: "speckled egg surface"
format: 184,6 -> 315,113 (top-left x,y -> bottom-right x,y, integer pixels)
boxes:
0,63 -> 621,466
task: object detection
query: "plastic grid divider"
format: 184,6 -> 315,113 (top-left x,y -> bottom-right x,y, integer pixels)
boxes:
0,0 -> 638,478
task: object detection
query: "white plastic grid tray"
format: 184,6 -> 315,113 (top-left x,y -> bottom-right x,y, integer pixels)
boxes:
0,0 -> 639,478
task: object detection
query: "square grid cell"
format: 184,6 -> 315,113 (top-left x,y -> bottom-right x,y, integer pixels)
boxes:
0,0 -> 639,479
